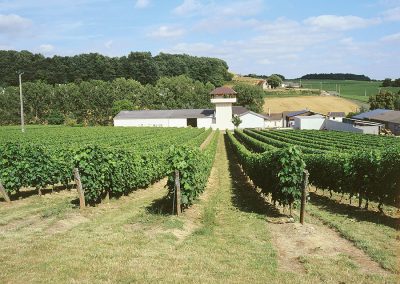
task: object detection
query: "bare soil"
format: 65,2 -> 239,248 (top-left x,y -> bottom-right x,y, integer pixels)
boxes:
264,96 -> 359,114
267,217 -> 388,275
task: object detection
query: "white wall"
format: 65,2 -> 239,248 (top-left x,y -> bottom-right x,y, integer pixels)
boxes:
294,117 -> 325,130
265,119 -> 283,128
213,103 -> 234,130
114,118 -> 187,127
324,120 -> 375,134
238,113 -> 265,129
197,117 -> 213,128
328,117 -> 343,122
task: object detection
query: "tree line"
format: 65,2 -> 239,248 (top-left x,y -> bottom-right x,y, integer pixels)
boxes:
0,50 -> 232,87
381,78 -> 400,87
300,73 -> 371,81
244,73 -> 286,81
0,76 -> 215,126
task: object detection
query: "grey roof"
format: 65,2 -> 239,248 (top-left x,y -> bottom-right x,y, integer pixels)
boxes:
328,112 -> 346,117
286,110 -> 311,117
352,109 -> 391,120
264,113 -> 283,120
114,109 -> 214,119
369,111 -> 400,124
232,106 -> 248,115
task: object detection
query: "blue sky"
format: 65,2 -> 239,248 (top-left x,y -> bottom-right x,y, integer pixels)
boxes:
0,0 -> 399,79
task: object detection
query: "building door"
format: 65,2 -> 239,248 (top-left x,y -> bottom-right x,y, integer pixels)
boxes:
187,118 -> 197,127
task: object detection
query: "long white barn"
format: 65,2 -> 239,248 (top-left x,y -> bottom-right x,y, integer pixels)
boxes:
114,87 -> 273,130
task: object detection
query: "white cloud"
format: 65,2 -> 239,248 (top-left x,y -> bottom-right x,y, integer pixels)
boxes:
304,15 -> 380,31
148,26 -> 185,38
135,0 -> 150,8
39,44 -> 54,53
381,6 -> 400,21
0,14 -> 31,35
173,0 -> 203,15
173,0 -> 263,17
381,32 -> 400,41
105,40 -> 113,49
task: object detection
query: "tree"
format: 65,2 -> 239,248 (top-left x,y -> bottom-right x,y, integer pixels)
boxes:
232,83 -> 264,113
381,78 -> 392,87
232,115 -> 242,128
267,75 -> 283,89
112,100 -> 134,116
369,91 -> 396,110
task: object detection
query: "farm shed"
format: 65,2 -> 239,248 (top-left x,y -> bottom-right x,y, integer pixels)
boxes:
353,110 -> 400,135
239,112 -> 267,128
113,87 -> 268,130
283,110 -> 323,127
327,112 -> 345,122
264,113 -> 284,128
293,115 -> 326,130
328,118 -> 384,135
113,109 -> 214,128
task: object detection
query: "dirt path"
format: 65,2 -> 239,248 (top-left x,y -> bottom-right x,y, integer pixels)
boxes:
267,219 -> 387,275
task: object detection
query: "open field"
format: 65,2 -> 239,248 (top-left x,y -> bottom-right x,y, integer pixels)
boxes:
1,133 -> 398,283
296,80 -> 399,102
231,76 -> 400,103
263,95 -> 359,114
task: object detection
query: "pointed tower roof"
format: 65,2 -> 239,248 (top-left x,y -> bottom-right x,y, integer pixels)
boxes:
210,86 -> 237,95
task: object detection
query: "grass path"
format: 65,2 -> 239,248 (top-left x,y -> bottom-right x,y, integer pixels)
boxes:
0,133 -> 398,283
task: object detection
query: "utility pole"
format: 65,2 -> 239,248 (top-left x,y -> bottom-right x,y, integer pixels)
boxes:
18,72 -> 25,133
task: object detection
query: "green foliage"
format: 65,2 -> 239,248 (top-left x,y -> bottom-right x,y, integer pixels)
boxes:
232,115 -> 242,128
232,83 -> 264,113
368,90 -> 398,110
232,129 -> 400,208
112,99 -> 134,116
166,132 -> 218,209
46,110 -> 64,125
267,75 -> 282,89
227,131 -> 305,206
0,76 -> 215,126
0,126 -> 209,203
0,50 -> 231,87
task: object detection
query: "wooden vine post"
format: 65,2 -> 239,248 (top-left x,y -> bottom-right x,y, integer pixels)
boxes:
73,168 -> 86,209
300,169 -> 309,225
0,182 -> 11,203
175,170 -> 181,216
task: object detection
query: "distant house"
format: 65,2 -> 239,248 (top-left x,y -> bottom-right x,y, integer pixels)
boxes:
256,80 -> 271,90
281,81 -> 301,88
353,109 -> 400,135
327,112 -> 346,122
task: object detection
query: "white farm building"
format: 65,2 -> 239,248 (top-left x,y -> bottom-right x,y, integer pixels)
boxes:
114,87 -> 271,130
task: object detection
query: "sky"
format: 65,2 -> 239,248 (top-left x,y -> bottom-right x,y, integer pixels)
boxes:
0,0 -> 399,79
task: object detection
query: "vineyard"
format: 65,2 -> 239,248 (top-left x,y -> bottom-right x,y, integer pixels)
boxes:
0,126 -> 399,282
0,126 -> 215,205
229,129 -> 400,211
